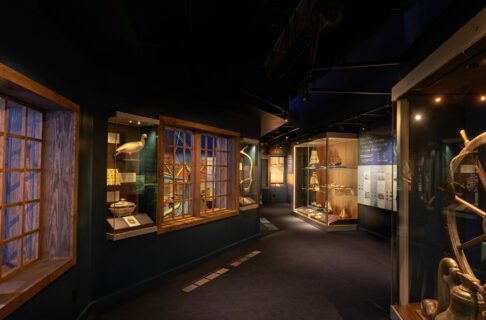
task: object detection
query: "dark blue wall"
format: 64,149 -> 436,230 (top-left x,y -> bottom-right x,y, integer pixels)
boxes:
0,3 -> 260,319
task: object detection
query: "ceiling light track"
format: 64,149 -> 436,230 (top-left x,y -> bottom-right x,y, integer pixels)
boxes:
312,61 -> 399,72
308,88 -> 391,95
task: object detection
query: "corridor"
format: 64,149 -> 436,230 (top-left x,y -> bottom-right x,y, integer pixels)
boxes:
88,204 -> 390,320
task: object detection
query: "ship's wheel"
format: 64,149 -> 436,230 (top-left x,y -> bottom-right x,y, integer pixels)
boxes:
447,130 -> 486,278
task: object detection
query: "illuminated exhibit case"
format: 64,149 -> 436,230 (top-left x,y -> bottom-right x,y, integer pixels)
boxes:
391,11 -> 486,320
106,112 -> 158,240
293,132 -> 358,231
239,138 -> 259,211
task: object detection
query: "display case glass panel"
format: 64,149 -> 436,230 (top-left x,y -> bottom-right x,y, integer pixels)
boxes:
293,133 -> 358,229
391,37 -> 486,319
106,112 -> 158,240
239,138 -> 259,210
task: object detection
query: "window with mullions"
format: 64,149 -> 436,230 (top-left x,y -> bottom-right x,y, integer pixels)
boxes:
0,98 -> 42,276
200,134 -> 228,214
162,127 -> 193,220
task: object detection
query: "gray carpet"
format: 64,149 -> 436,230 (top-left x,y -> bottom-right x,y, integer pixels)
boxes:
88,203 -> 390,320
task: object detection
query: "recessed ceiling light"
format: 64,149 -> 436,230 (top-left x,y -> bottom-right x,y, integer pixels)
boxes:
480,95 -> 486,102
434,97 -> 442,103
129,120 -> 133,124
414,114 -> 422,121
137,121 -> 141,125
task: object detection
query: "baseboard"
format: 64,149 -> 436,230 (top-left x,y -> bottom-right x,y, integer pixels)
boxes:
358,226 -> 391,241
76,232 -> 260,320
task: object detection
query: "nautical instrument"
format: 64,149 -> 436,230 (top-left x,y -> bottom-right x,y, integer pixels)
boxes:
420,130 -> 486,319
240,145 -> 254,192
115,133 -> 148,157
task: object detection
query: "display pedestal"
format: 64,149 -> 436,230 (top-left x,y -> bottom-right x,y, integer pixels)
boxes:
292,210 -> 357,232
106,213 -> 157,241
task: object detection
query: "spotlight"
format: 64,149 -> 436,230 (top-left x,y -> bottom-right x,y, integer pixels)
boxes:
414,114 -> 422,121
434,96 -> 442,103
129,120 -> 133,124
480,95 -> 486,102
137,121 -> 141,125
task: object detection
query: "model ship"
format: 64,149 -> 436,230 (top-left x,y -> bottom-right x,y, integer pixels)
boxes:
309,150 -> 320,167
328,148 -> 342,166
309,172 -> 320,191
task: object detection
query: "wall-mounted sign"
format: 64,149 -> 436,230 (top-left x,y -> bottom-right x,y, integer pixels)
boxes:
357,133 -> 397,211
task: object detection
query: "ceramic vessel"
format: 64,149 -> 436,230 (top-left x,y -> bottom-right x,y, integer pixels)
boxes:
109,198 -> 136,217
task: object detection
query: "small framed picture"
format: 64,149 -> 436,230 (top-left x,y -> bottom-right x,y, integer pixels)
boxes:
123,216 -> 141,227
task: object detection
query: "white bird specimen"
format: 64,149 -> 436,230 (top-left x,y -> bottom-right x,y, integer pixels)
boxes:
115,133 -> 148,157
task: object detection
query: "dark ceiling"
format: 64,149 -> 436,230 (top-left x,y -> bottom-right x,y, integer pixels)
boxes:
31,0 -> 484,146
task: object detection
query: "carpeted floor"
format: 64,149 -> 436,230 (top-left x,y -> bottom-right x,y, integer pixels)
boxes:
88,203 -> 390,320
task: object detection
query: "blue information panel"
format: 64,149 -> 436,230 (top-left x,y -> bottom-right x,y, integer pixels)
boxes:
358,134 -> 397,211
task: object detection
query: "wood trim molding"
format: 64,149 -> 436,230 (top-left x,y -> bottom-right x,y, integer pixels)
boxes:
0,63 -> 79,112
0,63 -> 80,318
392,8 -> 486,101
160,115 -> 240,137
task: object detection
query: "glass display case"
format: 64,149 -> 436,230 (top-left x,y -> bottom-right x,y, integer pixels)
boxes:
239,138 -> 259,211
106,112 -> 158,240
391,22 -> 486,320
293,132 -> 358,231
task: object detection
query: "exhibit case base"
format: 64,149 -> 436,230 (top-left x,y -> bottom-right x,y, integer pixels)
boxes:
106,213 -> 157,241
292,209 -> 357,232
390,304 -> 423,320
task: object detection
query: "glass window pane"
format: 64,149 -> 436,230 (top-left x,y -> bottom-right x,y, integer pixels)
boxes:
26,140 -> 42,169
175,130 -> 184,147
164,127 -> 174,146
25,171 -> 41,200
218,151 -> 228,166
185,131 -> 192,147
207,135 -> 214,150
6,102 -> 26,135
5,172 -> 23,204
2,239 -> 20,274
24,202 -> 40,232
6,137 -> 24,169
3,206 -> 22,240
23,232 -> 39,264
27,108 -> 42,139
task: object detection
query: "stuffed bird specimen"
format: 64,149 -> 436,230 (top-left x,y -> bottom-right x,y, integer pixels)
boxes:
115,133 -> 148,157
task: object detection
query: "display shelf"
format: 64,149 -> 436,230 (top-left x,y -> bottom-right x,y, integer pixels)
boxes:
293,132 -> 358,231
106,112 -> 159,240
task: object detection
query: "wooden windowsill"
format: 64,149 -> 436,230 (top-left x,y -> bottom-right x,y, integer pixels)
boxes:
158,210 -> 239,234
0,258 -> 74,319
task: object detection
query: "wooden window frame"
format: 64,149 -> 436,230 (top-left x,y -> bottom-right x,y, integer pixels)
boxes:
0,99 -> 44,278
0,63 -> 79,319
158,115 -> 240,234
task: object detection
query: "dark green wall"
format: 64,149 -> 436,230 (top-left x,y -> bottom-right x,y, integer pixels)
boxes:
0,3 -> 260,319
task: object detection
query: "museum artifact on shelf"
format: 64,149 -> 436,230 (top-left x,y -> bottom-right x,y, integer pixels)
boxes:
293,132 -> 358,231
239,138 -> 259,211
106,112 -> 158,240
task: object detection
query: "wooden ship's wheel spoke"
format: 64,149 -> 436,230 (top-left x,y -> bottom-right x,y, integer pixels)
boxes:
457,233 -> 486,251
